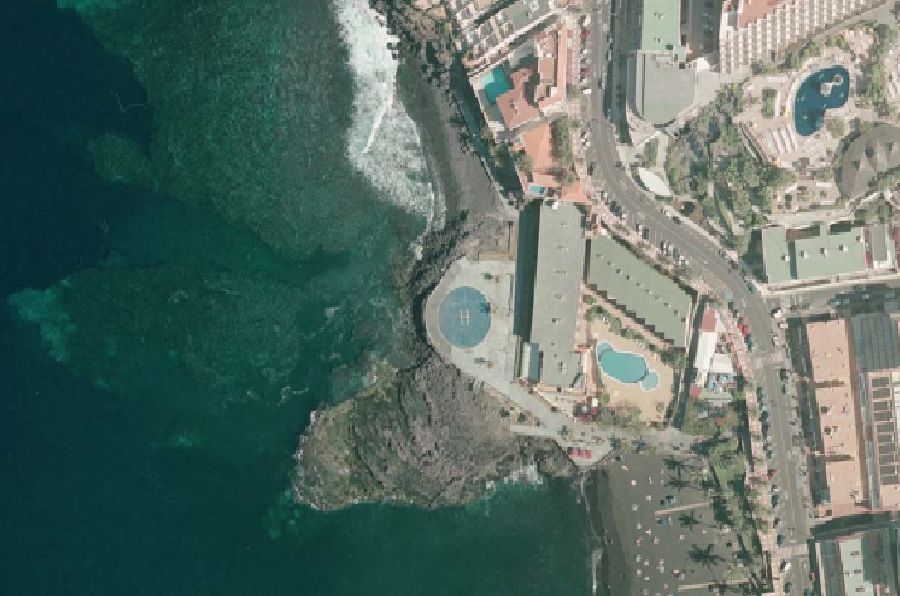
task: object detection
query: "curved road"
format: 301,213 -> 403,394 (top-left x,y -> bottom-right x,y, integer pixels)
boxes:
587,1 -> 811,592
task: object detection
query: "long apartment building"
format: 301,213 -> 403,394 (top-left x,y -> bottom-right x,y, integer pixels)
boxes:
806,311 -> 900,520
520,200 -> 586,389
446,0 -> 503,32
719,0 -> 889,74
460,0 -> 562,74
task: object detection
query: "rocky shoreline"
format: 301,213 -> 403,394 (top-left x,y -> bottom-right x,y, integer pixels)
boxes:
291,1 -> 575,511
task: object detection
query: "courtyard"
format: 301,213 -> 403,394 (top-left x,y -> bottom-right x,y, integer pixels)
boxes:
588,318 -> 674,426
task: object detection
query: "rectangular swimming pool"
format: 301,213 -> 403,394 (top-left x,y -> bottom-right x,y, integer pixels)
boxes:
481,66 -> 511,105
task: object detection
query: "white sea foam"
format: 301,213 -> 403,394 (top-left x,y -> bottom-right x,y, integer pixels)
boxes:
334,0 -> 445,231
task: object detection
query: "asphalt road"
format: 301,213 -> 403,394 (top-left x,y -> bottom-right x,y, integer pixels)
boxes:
587,2 -> 812,592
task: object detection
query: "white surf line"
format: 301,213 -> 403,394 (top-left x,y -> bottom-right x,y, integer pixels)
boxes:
362,87 -> 393,155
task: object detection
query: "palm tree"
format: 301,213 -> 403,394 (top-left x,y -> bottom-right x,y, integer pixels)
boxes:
679,511 -> 701,531
689,544 -> 726,569
664,457 -> 688,474
667,476 -> 690,491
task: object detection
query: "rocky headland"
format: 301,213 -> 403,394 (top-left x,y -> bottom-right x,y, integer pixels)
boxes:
293,206 -> 574,511
291,1 -> 576,511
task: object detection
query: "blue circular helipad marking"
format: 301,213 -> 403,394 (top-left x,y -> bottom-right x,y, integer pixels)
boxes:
439,286 -> 491,348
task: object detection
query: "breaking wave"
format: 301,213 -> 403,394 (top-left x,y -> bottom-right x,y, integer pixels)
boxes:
334,0 -> 445,231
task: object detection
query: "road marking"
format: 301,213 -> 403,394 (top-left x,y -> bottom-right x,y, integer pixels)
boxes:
654,501 -> 706,516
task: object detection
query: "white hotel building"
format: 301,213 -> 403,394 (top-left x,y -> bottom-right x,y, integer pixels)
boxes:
718,0 -> 888,74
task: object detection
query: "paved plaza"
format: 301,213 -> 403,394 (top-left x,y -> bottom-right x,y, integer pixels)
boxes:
426,257 -> 518,385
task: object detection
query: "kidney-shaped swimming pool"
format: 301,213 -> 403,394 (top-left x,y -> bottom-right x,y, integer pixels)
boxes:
596,341 -> 659,391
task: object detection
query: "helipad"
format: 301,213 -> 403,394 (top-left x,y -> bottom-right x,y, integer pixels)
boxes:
438,286 -> 491,348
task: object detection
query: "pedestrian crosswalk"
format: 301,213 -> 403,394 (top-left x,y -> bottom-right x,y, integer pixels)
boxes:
752,353 -> 783,368
778,543 -> 808,557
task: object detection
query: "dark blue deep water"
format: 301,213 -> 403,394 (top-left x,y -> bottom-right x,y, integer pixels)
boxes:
0,2 -> 591,594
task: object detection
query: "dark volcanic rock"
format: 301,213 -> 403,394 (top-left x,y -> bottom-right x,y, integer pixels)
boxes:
293,208 -> 571,511
293,356 -> 572,510
292,2 -> 572,510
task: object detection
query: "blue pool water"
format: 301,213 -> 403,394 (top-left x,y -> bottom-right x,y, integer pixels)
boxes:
528,184 -> 547,195
596,342 -> 659,391
439,286 -> 491,348
482,66 -> 512,105
794,66 -> 850,136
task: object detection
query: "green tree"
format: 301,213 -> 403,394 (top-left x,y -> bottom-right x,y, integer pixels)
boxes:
761,88 -> 777,118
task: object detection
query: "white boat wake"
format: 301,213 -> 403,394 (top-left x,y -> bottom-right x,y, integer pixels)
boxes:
334,0 -> 445,231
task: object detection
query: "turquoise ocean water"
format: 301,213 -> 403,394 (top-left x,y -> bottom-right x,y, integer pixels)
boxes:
0,1 -> 591,594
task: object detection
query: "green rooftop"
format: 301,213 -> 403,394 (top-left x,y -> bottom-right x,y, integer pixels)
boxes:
587,234 -> 692,347
761,226 -> 792,283
640,0 -> 683,55
793,227 -> 867,281
838,537 -> 875,596
762,225 -> 868,284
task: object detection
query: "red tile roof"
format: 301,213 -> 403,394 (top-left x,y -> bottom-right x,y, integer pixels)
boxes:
496,68 -> 540,131
700,308 -> 718,333
738,0 -> 786,28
